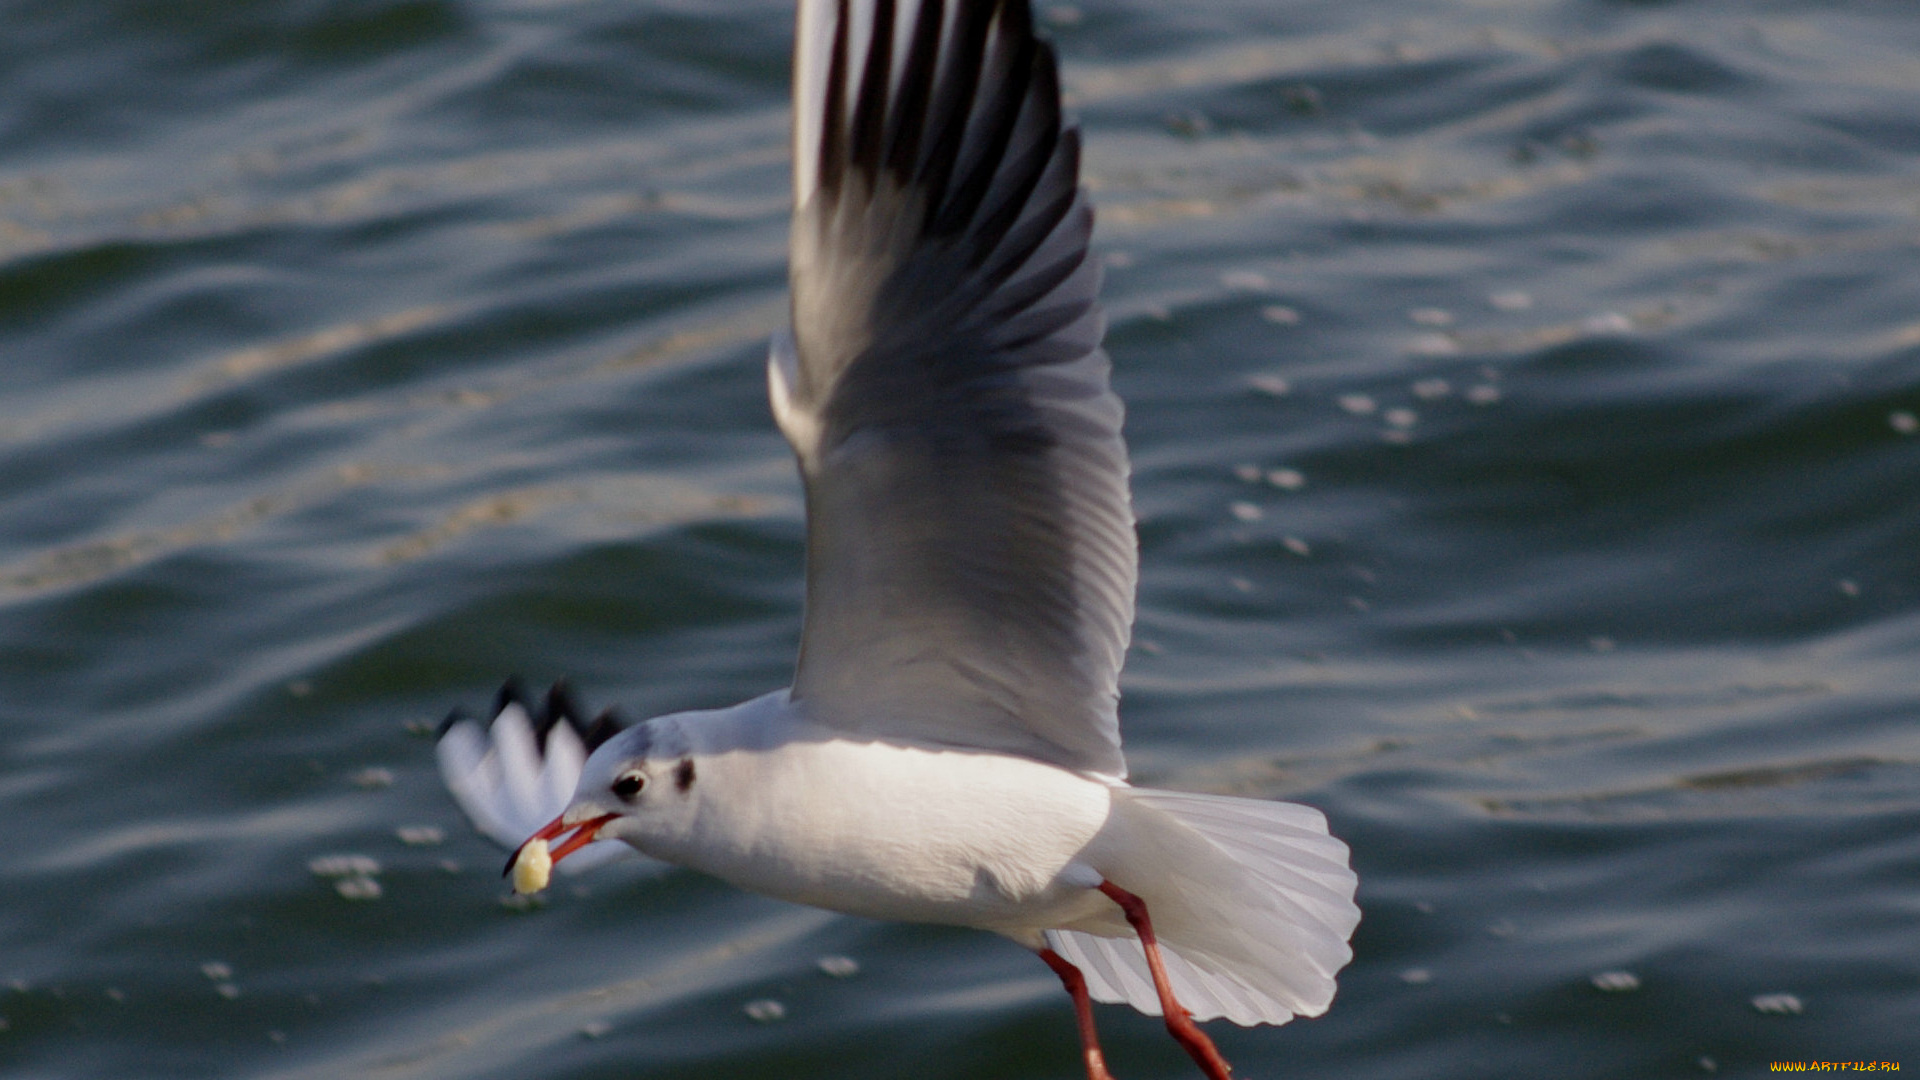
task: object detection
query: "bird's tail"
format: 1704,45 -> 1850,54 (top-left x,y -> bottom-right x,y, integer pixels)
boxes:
1047,787 -> 1360,1026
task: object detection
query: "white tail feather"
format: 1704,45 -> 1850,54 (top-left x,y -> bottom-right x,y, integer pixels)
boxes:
1050,787 -> 1359,1026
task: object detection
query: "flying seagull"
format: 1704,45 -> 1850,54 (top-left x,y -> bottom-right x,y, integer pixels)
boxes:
435,1 -> 1360,1076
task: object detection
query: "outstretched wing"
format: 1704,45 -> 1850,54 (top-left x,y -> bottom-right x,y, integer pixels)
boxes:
772,0 -> 1134,777
434,680 -> 630,871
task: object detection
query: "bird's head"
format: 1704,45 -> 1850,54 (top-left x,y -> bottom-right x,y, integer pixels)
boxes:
506,719 -> 700,892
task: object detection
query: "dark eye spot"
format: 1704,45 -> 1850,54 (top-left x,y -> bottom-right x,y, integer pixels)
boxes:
612,770 -> 646,800
674,758 -> 696,792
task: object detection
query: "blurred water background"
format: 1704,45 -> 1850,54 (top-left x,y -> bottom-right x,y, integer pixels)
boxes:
3,0 -> 1918,1077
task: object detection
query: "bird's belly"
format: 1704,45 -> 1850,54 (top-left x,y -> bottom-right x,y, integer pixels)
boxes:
667,740 -> 1116,931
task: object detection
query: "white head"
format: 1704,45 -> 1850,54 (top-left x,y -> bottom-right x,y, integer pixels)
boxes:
508,716 -> 704,877
503,689 -> 798,887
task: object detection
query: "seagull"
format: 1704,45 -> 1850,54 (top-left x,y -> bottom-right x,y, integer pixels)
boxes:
435,1 -> 1360,1077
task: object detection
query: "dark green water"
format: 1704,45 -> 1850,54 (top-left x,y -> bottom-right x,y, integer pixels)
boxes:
3,1 -> 1917,1077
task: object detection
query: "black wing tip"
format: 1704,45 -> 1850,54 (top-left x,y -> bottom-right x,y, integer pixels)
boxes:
581,708 -> 627,753
491,675 -> 536,720
816,0 -> 1063,200
1000,0 -> 1037,41
434,706 -> 474,740
446,678 -> 627,757
535,680 -> 584,743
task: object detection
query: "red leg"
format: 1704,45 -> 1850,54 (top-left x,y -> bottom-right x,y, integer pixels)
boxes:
1038,947 -> 1118,1080
1098,881 -> 1235,1080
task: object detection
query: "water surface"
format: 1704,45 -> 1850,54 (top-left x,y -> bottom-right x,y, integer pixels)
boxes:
3,1 -> 1917,1077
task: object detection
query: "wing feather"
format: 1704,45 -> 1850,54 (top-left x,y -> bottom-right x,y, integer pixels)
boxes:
434,682 -> 630,871
776,0 -> 1134,776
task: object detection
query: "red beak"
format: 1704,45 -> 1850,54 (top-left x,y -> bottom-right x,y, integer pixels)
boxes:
503,811 -> 619,878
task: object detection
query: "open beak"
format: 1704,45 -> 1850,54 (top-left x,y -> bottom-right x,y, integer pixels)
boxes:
503,809 -> 619,889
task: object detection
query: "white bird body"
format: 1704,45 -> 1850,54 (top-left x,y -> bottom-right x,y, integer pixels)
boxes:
436,0 -> 1360,1074
588,691 -> 1117,934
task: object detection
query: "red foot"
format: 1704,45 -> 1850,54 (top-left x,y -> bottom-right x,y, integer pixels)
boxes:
1039,947 -> 1118,1080
1098,880 -> 1236,1080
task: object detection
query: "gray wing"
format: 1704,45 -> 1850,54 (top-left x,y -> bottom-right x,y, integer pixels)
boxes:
771,0 -> 1135,777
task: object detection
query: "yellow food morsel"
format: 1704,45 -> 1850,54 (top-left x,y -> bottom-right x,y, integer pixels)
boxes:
512,838 -> 553,894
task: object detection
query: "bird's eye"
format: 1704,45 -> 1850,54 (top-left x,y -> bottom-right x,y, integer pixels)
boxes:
612,770 -> 646,800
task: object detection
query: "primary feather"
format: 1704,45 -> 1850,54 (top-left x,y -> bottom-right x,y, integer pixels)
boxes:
436,683 -> 630,872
